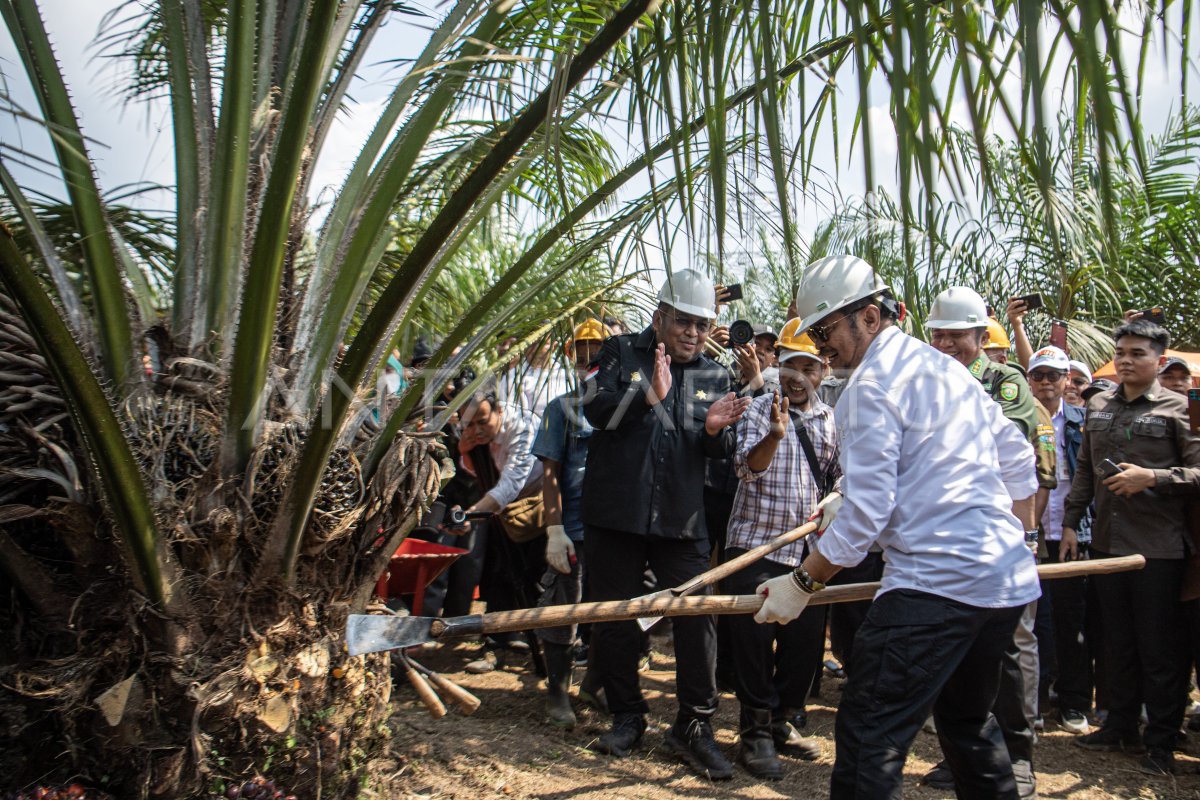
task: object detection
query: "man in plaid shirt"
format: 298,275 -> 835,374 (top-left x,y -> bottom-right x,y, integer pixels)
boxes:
723,328 -> 841,780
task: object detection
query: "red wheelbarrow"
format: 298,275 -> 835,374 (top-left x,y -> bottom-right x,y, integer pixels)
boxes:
375,538 -> 468,616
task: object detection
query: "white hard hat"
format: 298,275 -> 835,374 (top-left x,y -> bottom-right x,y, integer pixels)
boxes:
794,255 -> 890,332
657,269 -> 717,320
925,287 -> 989,330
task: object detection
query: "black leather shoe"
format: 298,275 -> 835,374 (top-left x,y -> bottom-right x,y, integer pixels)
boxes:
921,761 -> 955,790
663,717 -> 734,780
738,708 -> 783,780
592,713 -> 644,757
1075,727 -> 1145,753
770,709 -> 819,760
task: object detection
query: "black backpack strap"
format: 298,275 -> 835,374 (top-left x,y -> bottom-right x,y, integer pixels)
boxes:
794,422 -> 828,495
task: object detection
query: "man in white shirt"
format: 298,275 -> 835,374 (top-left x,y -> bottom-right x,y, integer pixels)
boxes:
754,256 -> 1041,799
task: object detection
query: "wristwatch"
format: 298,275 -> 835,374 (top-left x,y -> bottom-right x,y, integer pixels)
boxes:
790,565 -> 826,595
1024,529 -> 1039,551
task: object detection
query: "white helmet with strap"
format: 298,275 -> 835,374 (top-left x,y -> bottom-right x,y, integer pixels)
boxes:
794,255 -> 891,332
925,287 -> 989,330
657,269 -> 717,320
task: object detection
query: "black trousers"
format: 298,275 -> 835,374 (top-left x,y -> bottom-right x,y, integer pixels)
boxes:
828,551 -> 884,674
1092,550 -> 1187,750
704,488 -> 737,687
1044,540 -> 1093,712
994,622 -> 1034,765
584,525 -> 718,720
723,549 -> 825,713
831,589 -> 1023,800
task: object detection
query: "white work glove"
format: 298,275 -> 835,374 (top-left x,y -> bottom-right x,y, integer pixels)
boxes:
545,524 -> 575,575
753,573 -> 813,624
809,491 -> 843,533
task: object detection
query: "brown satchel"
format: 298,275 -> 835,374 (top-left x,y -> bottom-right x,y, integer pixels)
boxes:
499,494 -> 546,544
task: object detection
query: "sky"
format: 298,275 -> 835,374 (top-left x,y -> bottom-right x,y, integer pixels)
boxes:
2,0 -> 1197,296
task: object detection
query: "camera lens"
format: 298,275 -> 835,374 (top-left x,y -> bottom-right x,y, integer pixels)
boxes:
729,319 -> 755,346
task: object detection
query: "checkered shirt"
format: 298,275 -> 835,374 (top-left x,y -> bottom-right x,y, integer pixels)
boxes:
727,393 -> 841,567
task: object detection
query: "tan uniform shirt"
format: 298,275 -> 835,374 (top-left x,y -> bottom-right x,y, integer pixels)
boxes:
1034,403 -> 1058,490
1063,381 -> 1200,558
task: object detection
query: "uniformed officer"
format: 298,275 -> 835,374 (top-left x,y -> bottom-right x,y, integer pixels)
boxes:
755,256 -> 1041,799
1065,318 -> 1200,775
925,286 -> 1044,799
581,269 -> 750,779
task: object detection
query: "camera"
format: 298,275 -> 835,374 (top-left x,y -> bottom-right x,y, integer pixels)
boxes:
728,319 -> 755,346
447,507 -> 468,527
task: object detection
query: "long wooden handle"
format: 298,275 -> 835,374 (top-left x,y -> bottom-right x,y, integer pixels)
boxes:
473,554 -> 1145,637
405,664 -> 447,718
671,520 -> 819,596
426,671 -> 482,715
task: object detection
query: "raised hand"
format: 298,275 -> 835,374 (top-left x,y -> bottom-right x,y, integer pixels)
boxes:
705,391 -> 752,435
734,343 -> 761,383
767,391 -> 790,441
1005,297 -> 1028,328
647,342 -> 672,406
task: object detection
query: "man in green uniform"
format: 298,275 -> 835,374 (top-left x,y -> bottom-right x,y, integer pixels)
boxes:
925,286 -> 1044,799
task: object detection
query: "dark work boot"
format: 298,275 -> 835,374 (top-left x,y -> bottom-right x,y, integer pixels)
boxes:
737,707 -> 783,780
593,713 -> 645,757
771,708 -> 820,760
543,643 -> 576,729
663,716 -> 734,780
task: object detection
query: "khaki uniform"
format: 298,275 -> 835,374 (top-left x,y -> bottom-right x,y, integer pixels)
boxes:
968,355 -> 1040,443
1034,403 -> 1058,490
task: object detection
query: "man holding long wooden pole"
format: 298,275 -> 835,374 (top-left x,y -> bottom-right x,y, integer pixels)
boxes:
754,255 -> 1042,799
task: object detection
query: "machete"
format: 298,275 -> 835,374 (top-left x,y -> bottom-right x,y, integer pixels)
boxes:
346,554 -> 1145,655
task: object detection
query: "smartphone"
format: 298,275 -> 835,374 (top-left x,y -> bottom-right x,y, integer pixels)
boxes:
722,283 -> 744,302
1013,292 -> 1044,311
1049,319 -> 1068,350
1141,306 -> 1166,325
1189,388 -> 1200,434
1098,458 -> 1124,480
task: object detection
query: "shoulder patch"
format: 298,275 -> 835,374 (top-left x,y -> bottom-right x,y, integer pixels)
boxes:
999,382 -> 1019,401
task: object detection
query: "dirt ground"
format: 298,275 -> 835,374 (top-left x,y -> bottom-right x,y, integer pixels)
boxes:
365,632 -> 1200,800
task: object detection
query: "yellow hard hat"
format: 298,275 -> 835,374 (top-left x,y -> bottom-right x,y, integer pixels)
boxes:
566,319 -> 609,354
778,318 -> 822,361
985,317 -> 1011,350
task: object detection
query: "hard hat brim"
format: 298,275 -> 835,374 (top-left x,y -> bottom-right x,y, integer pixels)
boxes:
660,299 -> 718,320
779,349 -> 823,364
925,319 -> 987,331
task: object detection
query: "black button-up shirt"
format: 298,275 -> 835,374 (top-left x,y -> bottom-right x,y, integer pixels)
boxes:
581,326 -> 735,539
1064,381 -> 1200,558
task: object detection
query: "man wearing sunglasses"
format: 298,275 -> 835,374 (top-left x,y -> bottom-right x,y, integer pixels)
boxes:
753,256 -> 1041,800
581,268 -> 751,778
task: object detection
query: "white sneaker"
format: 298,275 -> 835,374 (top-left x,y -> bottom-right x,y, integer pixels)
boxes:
922,716 -> 937,735
1186,700 -> 1200,718
1058,709 -> 1090,735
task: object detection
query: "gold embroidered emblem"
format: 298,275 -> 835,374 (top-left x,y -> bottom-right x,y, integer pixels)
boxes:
695,389 -> 708,400
630,371 -> 641,382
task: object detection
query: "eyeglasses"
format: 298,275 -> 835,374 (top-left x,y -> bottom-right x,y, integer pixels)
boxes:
809,309 -> 857,343
1029,369 -> 1067,382
667,314 -> 712,334
1068,377 -> 1090,387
